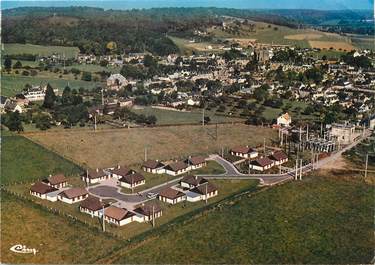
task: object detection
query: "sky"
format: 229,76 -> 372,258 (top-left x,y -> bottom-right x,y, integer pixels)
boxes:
1,0 -> 374,10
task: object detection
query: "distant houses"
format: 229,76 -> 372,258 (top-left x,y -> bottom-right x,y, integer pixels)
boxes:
277,113 -> 292,127
142,160 -> 165,174
164,161 -> 190,176
30,182 -> 58,200
186,182 -> 218,202
249,157 -> 275,171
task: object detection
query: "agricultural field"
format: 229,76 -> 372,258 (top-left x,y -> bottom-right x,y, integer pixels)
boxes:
1,133 -> 82,185
1,74 -> 103,96
1,192 -> 119,264
133,106 -> 244,125
308,40 -> 355,52
2,43 -> 80,58
109,174 -> 374,264
208,20 -> 360,51
25,124 -> 277,168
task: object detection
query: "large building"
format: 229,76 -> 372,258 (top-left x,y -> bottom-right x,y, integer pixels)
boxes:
330,123 -> 356,145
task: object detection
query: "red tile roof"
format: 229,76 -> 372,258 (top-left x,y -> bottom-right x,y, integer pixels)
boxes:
30,182 -> 58,194
158,187 -> 185,200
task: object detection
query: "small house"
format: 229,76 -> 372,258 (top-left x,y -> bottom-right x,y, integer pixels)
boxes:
58,188 -> 88,204
277,113 -> 292,127
79,196 -> 106,217
134,202 -> 163,222
269,151 -> 288,165
164,161 -> 189,176
186,156 -> 207,170
119,173 -> 145,189
104,206 -> 135,226
230,146 -> 258,159
142,160 -> 165,174
42,174 -> 67,189
108,166 -> 135,179
249,157 -> 275,171
158,187 -> 186,204
180,175 -> 208,189
30,182 -> 58,200
186,182 -> 218,202
81,169 -> 110,184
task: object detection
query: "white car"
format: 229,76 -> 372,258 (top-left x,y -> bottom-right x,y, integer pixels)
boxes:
147,192 -> 157,199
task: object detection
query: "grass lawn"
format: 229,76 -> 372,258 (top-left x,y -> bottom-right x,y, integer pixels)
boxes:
66,63 -> 121,74
1,192 -> 119,264
2,43 -> 79,58
133,106 -> 243,125
26,124 -> 277,168
1,133 -> 82,185
111,174 -> 374,264
1,74 -> 103,96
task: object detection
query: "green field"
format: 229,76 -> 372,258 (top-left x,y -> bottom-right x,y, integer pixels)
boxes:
111,175 -> 374,264
1,74 -> 103,96
1,133 -> 82,185
2,43 -> 80,58
133,106 -> 243,125
1,192 -> 119,264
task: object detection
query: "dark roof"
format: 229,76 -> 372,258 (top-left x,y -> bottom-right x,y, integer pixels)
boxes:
134,202 -> 162,216
109,166 -> 134,177
79,196 -> 105,211
105,206 -> 135,221
190,182 -> 217,195
30,182 -> 58,194
159,187 -> 185,200
181,175 -> 208,186
85,169 -> 108,179
269,151 -> 288,161
46,174 -> 67,185
119,173 -> 145,184
251,157 -> 274,167
59,188 -> 88,199
165,161 -> 188,172
230,146 -> 256,154
142,160 -> 164,169
187,156 -> 206,165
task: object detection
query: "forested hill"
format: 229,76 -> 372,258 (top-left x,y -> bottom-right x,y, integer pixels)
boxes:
2,7 -> 298,56
2,7 -> 372,56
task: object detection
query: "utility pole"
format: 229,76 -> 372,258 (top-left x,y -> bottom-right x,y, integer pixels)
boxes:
205,183 -> 208,204
144,146 -> 148,161
101,88 -> 104,106
221,146 -> 224,157
306,124 -> 309,141
94,114 -> 97,131
295,156 -> 298,180
215,123 -> 218,140
299,159 -> 303,180
364,153 -> 369,178
101,201 -> 106,232
202,108 -> 205,127
152,205 -> 155,227
263,138 -> 266,155
86,169 -> 89,187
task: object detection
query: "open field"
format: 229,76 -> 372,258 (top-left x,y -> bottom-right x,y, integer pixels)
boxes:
110,174 -> 374,264
168,36 -> 222,54
133,106 -> 244,125
25,124 -> 276,168
1,192 -> 119,264
1,74 -> 103,96
2,134 -> 82,185
309,40 -> 355,51
284,33 -> 323,40
2,43 -> 79,58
